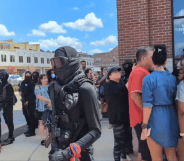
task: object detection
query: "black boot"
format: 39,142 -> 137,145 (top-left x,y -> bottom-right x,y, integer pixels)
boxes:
24,128 -> 31,135
25,127 -> 36,137
2,137 -> 15,146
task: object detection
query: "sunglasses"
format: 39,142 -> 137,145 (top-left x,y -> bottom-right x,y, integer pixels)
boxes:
50,57 -> 69,69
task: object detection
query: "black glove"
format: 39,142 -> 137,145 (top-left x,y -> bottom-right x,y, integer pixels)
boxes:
49,147 -> 73,161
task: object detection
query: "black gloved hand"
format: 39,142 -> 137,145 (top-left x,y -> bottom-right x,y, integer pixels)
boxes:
49,147 -> 73,161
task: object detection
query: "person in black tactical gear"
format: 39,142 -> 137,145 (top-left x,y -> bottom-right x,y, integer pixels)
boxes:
0,71 -> 15,145
48,46 -> 101,161
121,60 -> 134,155
19,71 -> 38,137
104,67 -> 130,161
32,71 -> 39,84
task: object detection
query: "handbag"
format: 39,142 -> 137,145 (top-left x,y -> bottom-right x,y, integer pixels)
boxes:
41,109 -> 52,127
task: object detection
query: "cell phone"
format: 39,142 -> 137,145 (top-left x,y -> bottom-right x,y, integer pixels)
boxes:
147,128 -> 151,136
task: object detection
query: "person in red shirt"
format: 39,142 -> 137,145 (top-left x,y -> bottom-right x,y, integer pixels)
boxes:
128,46 -> 154,161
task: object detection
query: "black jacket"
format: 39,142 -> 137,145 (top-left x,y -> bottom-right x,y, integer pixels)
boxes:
104,80 -> 130,125
20,80 -> 36,102
1,82 -> 14,107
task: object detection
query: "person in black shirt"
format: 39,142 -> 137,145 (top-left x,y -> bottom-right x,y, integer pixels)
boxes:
32,71 -> 39,84
48,46 -> 101,161
104,67 -> 130,161
0,71 -> 15,145
47,69 -> 56,84
121,60 -> 134,154
19,71 -> 38,137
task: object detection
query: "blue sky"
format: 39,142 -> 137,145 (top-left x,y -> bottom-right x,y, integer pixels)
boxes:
0,0 -> 118,54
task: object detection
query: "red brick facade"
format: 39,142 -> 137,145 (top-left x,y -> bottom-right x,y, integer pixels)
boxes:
117,0 -> 173,66
94,46 -> 119,68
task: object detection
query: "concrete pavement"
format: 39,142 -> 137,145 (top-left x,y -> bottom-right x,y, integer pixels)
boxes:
0,120 -> 139,161
1,92 -> 139,160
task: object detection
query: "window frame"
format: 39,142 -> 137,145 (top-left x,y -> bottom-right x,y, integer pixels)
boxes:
19,56 -> 23,63
10,55 -> 15,62
172,0 -> 184,68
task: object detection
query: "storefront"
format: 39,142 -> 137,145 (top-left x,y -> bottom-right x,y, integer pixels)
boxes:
117,0 -> 184,71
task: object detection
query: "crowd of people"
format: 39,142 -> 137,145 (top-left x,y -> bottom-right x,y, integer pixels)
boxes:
0,44 -> 184,161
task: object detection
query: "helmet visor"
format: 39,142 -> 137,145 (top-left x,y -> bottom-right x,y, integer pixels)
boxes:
50,57 -> 69,69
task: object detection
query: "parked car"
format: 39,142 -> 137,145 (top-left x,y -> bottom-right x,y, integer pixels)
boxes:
8,75 -> 23,86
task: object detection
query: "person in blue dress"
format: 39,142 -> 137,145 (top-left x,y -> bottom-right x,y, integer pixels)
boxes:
34,74 -> 51,145
141,45 -> 179,161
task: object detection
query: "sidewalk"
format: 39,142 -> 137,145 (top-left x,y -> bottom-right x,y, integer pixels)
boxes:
0,121 -> 139,161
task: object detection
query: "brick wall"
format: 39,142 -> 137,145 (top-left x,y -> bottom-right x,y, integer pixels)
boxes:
94,46 -> 119,67
117,0 -> 173,66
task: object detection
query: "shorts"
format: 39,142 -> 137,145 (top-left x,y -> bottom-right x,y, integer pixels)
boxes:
134,123 -> 152,161
37,111 -> 43,120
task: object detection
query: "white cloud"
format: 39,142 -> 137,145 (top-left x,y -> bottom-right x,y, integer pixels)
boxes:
109,48 -> 113,51
72,7 -> 79,10
27,29 -> 46,36
176,9 -> 184,17
175,9 -> 184,27
63,12 -> 103,31
109,13 -> 113,17
90,35 -> 118,46
0,24 -> 15,36
86,2 -> 94,8
39,21 -> 67,33
85,34 -> 89,38
30,35 -> 82,51
90,49 -> 102,54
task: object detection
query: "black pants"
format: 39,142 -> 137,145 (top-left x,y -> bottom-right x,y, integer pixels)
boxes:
134,123 -> 152,161
3,106 -> 14,138
113,124 -> 128,161
0,116 -> 1,143
125,127 -> 133,150
22,102 -> 38,129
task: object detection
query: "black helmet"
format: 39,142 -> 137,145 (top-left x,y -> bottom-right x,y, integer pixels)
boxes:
0,71 -> 9,80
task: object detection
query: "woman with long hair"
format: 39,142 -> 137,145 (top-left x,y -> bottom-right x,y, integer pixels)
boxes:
141,45 -> 179,161
34,74 -> 51,145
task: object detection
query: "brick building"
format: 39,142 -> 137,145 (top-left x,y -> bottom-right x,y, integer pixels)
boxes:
94,46 -> 119,68
117,0 -> 184,71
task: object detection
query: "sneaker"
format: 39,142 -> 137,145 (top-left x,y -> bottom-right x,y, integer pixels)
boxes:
2,137 -> 15,146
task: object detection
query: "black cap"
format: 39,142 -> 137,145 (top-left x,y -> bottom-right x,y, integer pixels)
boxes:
107,66 -> 121,79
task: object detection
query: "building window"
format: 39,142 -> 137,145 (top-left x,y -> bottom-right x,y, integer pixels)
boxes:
10,55 -> 15,62
113,57 -> 116,62
19,56 -> 23,63
173,1 -> 184,65
14,47 -> 20,49
1,54 -> 6,62
34,57 -> 38,63
47,58 -> 50,64
41,58 -> 44,64
27,57 -> 31,63
96,58 -> 101,63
